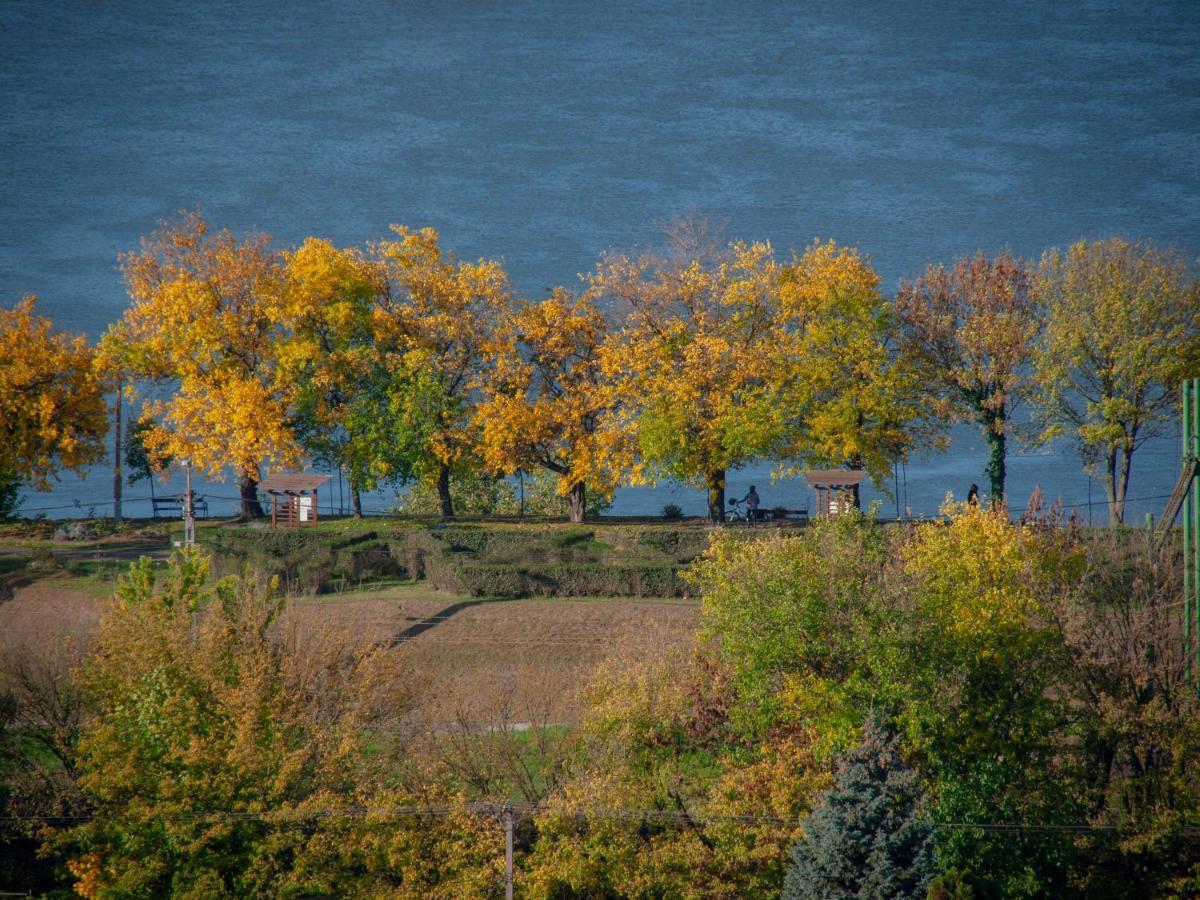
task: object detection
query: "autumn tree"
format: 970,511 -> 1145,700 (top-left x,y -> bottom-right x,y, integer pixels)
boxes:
0,296 -> 107,510
1031,238 -> 1200,524
596,221 -> 784,522
50,552 -> 502,897
896,253 -> 1038,502
279,237 -> 441,517
102,212 -> 296,518
372,226 -> 515,517
776,239 -> 928,502
475,287 -> 627,523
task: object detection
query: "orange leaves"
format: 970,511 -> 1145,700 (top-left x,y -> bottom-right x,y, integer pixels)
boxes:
0,295 -> 107,488
371,226 -> 517,472
895,252 -> 1037,420
104,212 -> 295,481
474,288 -> 629,518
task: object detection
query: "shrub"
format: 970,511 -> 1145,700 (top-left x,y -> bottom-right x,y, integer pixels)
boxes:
518,469 -> 612,518
47,552 -> 501,897
661,503 -> 683,521
429,561 -> 680,598
393,470 -> 517,516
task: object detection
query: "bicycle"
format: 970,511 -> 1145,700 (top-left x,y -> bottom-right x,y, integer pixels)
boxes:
726,498 -> 755,524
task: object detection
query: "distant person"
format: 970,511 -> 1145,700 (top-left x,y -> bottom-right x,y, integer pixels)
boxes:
967,483 -> 979,506
738,485 -> 761,522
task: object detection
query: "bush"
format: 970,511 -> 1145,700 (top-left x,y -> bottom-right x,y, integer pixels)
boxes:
518,469 -> 612,518
45,552 -> 501,897
429,561 -> 680,598
393,470 -> 517,516
661,503 -> 683,521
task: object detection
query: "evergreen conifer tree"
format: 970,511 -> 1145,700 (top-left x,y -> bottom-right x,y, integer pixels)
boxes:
783,714 -> 934,899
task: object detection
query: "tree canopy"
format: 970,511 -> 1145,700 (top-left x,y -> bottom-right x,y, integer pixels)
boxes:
102,212 -> 296,517
1031,237 -> 1200,524
896,252 -> 1038,503
0,295 -> 107,495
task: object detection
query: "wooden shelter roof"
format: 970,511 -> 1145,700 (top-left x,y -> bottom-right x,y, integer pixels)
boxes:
259,473 -> 331,494
804,469 -> 866,487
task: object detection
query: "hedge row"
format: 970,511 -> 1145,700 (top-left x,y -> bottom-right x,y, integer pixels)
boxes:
202,522 -> 709,598
424,559 -> 683,598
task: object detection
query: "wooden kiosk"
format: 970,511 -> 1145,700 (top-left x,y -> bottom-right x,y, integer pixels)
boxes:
804,469 -> 865,517
260,473 -> 330,528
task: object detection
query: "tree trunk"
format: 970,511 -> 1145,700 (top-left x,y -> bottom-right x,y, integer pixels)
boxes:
351,485 -> 363,519
1106,445 -> 1133,526
984,416 -> 1006,505
112,382 -> 122,522
437,463 -> 454,518
706,468 -> 726,524
567,481 -> 586,524
240,474 -> 265,519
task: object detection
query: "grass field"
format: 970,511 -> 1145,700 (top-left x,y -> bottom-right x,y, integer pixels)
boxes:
0,571 -> 700,724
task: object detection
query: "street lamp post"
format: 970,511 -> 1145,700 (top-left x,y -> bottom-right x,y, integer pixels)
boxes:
181,458 -> 195,549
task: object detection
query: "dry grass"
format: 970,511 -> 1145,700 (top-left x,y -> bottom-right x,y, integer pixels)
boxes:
286,585 -> 700,721
0,584 -> 101,647
1,577 -> 700,723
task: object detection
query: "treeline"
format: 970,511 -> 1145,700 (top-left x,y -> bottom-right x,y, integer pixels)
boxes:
3,507 -> 1197,896
2,213 -> 1197,523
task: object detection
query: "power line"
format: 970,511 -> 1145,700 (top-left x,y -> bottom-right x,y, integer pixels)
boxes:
3,802 -> 1197,837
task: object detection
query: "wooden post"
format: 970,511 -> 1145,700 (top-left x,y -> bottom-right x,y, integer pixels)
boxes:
504,804 -> 514,900
112,379 -> 122,522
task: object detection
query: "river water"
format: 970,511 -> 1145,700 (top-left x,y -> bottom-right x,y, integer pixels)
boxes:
2,0 -> 1196,520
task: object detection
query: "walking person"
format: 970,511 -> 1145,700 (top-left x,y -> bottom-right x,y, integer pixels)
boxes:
737,485 -> 761,524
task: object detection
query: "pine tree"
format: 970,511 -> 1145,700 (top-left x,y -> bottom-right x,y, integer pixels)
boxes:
783,714 -> 934,899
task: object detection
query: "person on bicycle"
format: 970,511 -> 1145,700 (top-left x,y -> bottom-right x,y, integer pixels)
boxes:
736,485 -> 761,523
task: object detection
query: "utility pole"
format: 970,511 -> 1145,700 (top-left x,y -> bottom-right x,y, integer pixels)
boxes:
182,458 -> 195,549
112,377 -> 122,522
503,804 -> 514,900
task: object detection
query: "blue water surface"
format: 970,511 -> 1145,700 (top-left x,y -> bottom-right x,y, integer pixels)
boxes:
2,0 -> 1196,519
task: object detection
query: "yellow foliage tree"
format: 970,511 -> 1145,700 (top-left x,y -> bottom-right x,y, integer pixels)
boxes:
372,226 -> 516,517
0,295 -> 107,500
277,237 -> 383,516
599,222 -> 924,521
1031,238 -> 1200,524
774,239 -> 928,504
596,221 -> 784,522
475,287 -> 628,522
102,212 -> 297,517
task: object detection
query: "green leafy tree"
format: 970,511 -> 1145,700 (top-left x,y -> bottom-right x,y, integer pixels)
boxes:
1031,238 -> 1200,524
0,467 -> 21,519
372,226 -> 516,518
783,714 -> 934,900
123,419 -> 172,505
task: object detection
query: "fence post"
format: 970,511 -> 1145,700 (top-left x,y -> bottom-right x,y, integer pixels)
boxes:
504,803 -> 514,900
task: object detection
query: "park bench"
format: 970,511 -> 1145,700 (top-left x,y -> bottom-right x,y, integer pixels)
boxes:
151,495 -> 209,519
759,507 -> 808,522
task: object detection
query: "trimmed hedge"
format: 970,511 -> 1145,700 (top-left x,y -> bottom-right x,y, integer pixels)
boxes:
425,560 -> 682,598
203,522 -> 710,598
